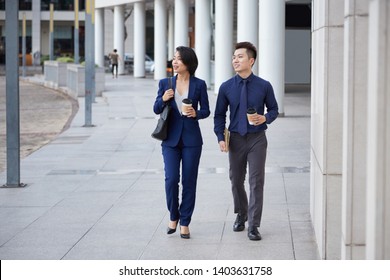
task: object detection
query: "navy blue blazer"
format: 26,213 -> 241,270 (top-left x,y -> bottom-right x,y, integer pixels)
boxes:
153,75 -> 210,147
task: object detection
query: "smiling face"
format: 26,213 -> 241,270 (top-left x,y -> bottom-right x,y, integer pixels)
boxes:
172,51 -> 188,75
232,48 -> 255,76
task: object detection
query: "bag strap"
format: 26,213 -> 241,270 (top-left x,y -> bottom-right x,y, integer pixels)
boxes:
165,77 -> 173,107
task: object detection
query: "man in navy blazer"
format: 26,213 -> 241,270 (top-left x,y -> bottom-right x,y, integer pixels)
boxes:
214,42 -> 279,241
153,46 -> 210,239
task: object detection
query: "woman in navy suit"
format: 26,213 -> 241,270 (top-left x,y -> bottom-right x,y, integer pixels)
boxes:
153,46 -> 210,239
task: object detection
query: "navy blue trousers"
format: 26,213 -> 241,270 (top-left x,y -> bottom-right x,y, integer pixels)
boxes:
162,143 -> 202,226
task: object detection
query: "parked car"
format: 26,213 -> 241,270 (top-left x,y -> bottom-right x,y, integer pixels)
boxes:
124,53 -> 155,73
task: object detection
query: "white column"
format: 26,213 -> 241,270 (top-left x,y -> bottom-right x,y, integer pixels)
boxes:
113,5 -> 125,75
341,0 -> 369,260
310,0 -> 344,259
154,0 -> 167,80
32,0 -> 41,66
259,0 -> 285,115
168,6 -> 175,60
214,0 -> 234,93
174,0 -> 189,47
134,1 -> 146,78
237,0 -> 258,74
366,0 -> 390,260
195,0 -> 211,86
95,8 -> 104,67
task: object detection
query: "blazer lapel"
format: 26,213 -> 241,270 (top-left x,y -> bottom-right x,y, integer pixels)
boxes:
188,76 -> 196,101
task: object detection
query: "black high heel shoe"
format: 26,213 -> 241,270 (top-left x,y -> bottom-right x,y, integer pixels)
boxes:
167,221 -> 178,234
180,226 -> 190,239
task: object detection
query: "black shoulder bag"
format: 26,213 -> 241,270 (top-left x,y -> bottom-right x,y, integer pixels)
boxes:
151,77 -> 172,141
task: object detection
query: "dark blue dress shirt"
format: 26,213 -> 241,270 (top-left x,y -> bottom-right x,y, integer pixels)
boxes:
214,73 -> 279,142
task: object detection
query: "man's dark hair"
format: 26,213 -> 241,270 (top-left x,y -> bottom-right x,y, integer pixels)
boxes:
113,49 -> 117,52
176,46 -> 198,76
235,41 -> 257,62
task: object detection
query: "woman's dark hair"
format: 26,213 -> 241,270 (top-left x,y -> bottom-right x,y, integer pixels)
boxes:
176,46 -> 198,76
235,41 -> 257,62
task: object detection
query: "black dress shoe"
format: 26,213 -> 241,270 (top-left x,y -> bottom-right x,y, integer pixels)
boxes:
247,226 -> 262,241
233,214 -> 247,232
167,221 -> 178,234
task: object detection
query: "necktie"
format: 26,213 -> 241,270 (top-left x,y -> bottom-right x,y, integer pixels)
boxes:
238,79 -> 248,136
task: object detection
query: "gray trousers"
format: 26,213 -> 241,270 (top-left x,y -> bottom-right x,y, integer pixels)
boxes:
229,131 -> 267,228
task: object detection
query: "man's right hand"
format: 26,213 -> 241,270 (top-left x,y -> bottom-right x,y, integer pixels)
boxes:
219,141 -> 228,153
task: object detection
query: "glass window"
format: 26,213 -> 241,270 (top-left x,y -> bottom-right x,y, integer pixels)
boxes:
0,0 -> 85,11
20,0 -> 32,11
54,26 -> 72,39
0,1 -> 33,11
41,0 -> 85,11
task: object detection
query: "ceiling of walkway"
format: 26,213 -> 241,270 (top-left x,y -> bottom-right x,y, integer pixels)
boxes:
129,0 -> 311,11
162,0 -> 312,5
287,0 -> 311,3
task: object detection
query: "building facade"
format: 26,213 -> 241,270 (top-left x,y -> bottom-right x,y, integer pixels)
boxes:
1,0 -> 389,260
0,0 -> 87,64
311,0 -> 389,260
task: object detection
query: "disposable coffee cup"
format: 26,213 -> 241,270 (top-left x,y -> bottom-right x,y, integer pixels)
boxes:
247,108 -> 257,125
182,98 -> 192,115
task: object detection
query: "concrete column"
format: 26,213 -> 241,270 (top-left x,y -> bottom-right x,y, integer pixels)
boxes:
214,0 -> 234,93
175,0 -> 189,47
195,0 -> 211,86
154,0 -> 167,80
310,0 -> 344,259
341,0 -> 370,260
259,0 -> 285,115
366,0 -> 390,260
134,1 -> 146,78
95,8 -> 105,67
32,0 -> 41,66
168,6 -> 175,60
113,5 -> 125,75
237,0 -> 258,74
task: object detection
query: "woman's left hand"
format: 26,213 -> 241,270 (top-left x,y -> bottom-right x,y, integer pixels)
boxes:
186,107 -> 197,118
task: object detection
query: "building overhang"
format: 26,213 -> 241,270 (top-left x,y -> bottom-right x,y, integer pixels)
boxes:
95,0 -> 153,9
